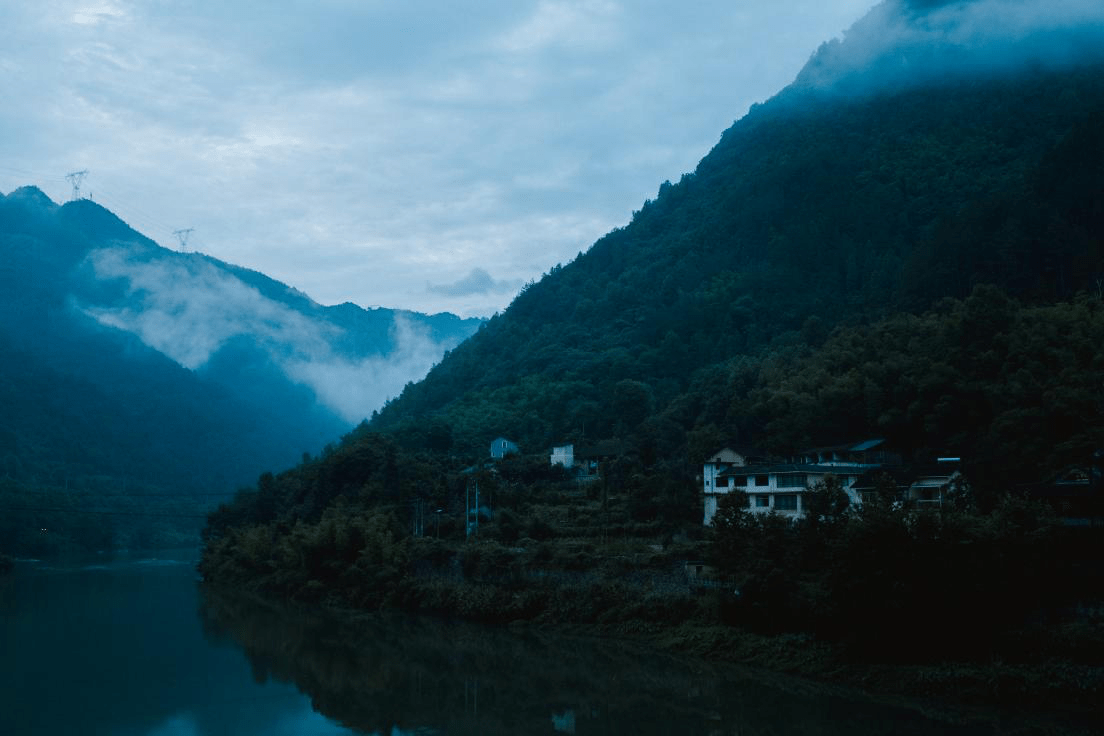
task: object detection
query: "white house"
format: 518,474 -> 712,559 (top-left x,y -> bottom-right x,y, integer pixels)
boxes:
703,440 -> 888,525
550,444 -> 574,468
702,447 -> 748,525
550,441 -> 624,482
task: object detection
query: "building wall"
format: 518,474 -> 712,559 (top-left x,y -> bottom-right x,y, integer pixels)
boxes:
490,438 -> 518,459
703,467 -> 863,525
550,445 -> 574,468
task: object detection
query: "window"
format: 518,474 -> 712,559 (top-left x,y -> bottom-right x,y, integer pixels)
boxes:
776,473 -> 807,488
755,495 -> 770,508
755,474 -> 769,486
774,494 -> 798,511
730,475 -> 746,486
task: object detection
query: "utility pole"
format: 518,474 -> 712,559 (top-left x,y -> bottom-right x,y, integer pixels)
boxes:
466,479 -> 479,538
65,170 -> 89,201
172,228 -> 194,251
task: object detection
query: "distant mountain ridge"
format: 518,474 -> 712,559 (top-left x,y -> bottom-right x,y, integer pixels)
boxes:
0,186 -> 480,553
3,187 -> 481,421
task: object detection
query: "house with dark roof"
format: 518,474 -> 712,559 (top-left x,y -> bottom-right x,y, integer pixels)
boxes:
1022,461 -> 1104,527
702,439 -> 890,525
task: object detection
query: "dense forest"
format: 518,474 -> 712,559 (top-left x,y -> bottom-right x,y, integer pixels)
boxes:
368,66 -> 1104,484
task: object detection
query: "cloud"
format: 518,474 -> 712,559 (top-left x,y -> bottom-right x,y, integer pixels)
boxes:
79,245 -> 332,370
0,1 -> 876,318
795,0 -> 1104,92
75,244 -> 461,423
427,268 -> 521,298
286,316 -> 449,424
497,0 -> 622,54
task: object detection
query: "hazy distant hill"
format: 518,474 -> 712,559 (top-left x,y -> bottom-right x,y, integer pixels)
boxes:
0,186 -> 480,552
367,0 -> 1104,479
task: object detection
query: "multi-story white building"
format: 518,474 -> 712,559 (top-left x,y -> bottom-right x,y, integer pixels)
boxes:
703,440 -> 890,525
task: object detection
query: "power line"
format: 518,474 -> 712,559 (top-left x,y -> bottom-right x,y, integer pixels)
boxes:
65,170 -> 89,200
173,227 -> 195,251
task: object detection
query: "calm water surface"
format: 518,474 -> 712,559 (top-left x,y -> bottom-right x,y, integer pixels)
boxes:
0,553 -> 1095,735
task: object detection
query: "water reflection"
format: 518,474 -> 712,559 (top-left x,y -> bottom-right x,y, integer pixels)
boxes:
198,585 -> 1084,736
0,555 -> 361,736
2,557 -> 1092,736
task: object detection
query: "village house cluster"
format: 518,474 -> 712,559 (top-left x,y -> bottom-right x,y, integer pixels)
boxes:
702,439 -> 964,525
492,435 -> 1098,527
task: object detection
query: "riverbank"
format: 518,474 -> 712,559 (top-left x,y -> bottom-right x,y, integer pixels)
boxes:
198,554 -> 1104,711
198,499 -> 1104,711
200,581 -> 1104,736
201,576 -> 1103,735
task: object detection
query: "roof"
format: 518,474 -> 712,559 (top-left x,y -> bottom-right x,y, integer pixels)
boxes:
850,467 -> 912,490
799,438 -> 886,454
716,463 -> 864,478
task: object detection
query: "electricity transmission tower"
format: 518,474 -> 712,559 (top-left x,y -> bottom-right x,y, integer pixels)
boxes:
65,170 -> 89,201
172,228 -> 194,251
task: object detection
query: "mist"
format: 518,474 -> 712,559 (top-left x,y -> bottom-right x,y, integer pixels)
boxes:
285,316 -> 447,424
76,243 -> 459,424
794,0 -> 1104,93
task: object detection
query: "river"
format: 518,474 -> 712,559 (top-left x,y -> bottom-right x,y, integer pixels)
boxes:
0,552 -> 1095,735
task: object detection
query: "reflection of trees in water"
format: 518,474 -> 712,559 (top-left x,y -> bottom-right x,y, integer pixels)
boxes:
199,583 -> 727,735
196,585 -> 1031,736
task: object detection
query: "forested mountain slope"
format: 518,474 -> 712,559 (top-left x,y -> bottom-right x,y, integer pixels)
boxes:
199,2 -> 1104,669
0,187 -> 480,553
371,35 -> 1104,487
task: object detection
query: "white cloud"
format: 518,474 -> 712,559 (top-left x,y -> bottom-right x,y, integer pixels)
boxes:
797,0 -> 1104,90
71,1 -> 127,27
80,245 -> 332,369
75,243 -> 462,423
498,0 -> 622,53
286,316 -> 448,423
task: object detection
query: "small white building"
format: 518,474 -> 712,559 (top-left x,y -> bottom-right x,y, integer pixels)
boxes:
550,444 -> 574,468
905,459 -> 963,509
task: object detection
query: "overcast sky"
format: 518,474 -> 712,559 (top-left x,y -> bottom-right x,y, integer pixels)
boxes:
0,0 -> 875,317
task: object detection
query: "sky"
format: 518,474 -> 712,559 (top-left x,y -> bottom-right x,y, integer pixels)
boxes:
0,1 -> 877,318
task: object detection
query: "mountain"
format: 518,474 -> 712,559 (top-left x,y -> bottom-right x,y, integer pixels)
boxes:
196,0 -> 1104,658
365,0 -> 1103,488
0,187 -> 481,553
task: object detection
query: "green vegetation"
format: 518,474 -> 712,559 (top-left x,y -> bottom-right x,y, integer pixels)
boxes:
369,67 -> 1104,479
198,46 -> 1104,701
